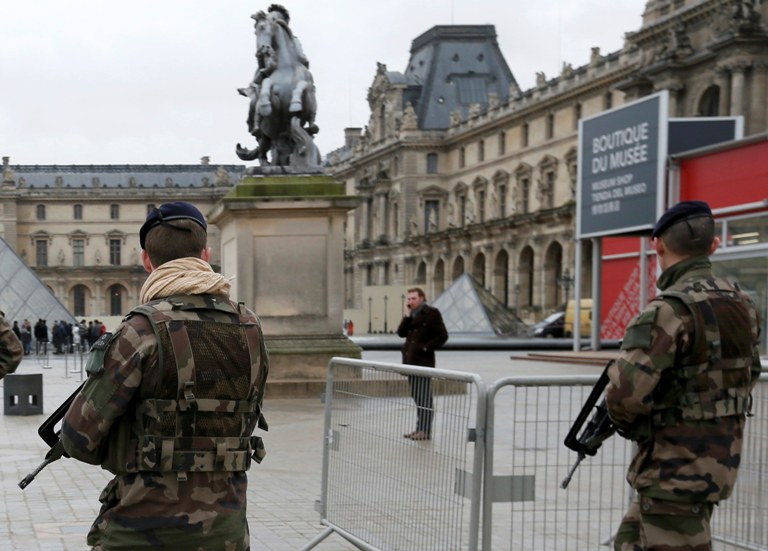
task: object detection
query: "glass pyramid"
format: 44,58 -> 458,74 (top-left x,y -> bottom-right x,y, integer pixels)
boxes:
0,236 -> 77,325
431,273 -> 527,336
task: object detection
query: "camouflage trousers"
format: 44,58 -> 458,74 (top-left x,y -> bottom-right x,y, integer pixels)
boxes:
614,495 -> 714,551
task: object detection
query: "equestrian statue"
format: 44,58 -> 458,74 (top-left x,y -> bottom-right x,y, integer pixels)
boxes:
236,4 -> 321,170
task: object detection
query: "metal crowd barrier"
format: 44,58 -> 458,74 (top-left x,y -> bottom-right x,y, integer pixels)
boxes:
305,362 -> 767,550
302,358 -> 487,551
713,378 -> 768,551
483,375 -> 768,551
483,374 -> 632,550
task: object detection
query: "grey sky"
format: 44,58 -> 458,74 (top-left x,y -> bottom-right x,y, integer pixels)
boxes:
1,1 -> 647,166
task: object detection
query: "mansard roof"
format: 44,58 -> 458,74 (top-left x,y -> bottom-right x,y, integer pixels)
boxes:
404,25 -> 517,130
8,163 -> 246,190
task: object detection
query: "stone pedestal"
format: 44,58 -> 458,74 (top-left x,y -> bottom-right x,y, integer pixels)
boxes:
209,173 -> 362,397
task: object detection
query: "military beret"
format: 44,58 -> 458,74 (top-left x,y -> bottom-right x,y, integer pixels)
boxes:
652,200 -> 712,238
139,201 -> 207,249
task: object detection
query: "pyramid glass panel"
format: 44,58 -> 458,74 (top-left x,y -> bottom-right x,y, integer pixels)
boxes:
0,236 -> 77,325
431,273 -> 526,336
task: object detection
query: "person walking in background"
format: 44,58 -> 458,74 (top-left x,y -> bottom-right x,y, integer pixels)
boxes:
606,201 -> 762,551
0,310 -> 23,379
61,201 -> 269,550
34,319 -> 48,354
396,287 -> 448,441
21,320 -> 32,355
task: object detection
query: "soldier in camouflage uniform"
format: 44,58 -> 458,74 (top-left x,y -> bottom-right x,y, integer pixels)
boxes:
62,202 -> 269,550
606,201 -> 762,551
0,310 -> 23,378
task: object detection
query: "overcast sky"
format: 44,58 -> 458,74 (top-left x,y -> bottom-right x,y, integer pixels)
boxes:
1,1 -> 647,166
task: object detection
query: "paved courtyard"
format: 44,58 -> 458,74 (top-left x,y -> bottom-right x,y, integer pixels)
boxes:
0,347 -> 610,550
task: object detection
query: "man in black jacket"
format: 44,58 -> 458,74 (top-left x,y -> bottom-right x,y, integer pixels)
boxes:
396,287 -> 448,441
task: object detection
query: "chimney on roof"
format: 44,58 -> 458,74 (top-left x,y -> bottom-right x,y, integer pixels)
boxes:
201,156 -> 210,165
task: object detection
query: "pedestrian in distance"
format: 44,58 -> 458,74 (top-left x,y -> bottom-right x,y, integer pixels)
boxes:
61,201 -> 270,550
606,201 -> 762,551
396,287 -> 448,441
0,310 -> 23,379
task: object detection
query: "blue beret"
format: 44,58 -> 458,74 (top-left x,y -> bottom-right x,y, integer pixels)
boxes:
652,200 -> 712,238
139,202 -> 207,249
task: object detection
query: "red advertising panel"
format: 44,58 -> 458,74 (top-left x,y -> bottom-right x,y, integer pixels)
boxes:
679,139 -> 768,208
599,136 -> 767,340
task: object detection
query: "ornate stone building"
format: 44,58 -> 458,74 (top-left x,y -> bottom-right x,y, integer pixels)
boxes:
326,0 -> 768,324
0,157 -> 244,319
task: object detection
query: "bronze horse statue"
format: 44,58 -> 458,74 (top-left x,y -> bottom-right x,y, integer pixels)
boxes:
236,5 -> 320,169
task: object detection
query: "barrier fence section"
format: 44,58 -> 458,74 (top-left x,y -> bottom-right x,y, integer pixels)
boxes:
483,374 -> 632,551
302,358 -> 486,551
483,375 -> 768,551
713,378 -> 768,551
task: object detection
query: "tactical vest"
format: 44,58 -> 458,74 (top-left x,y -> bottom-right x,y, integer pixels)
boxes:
106,294 -> 268,479
650,277 -> 754,426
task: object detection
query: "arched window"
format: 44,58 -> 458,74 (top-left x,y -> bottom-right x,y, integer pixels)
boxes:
452,256 -> 465,281
698,85 -> 720,117
36,204 -> 46,220
108,284 -> 125,316
73,204 -> 83,220
472,253 -> 486,287
72,285 -> 88,317
416,261 -> 427,285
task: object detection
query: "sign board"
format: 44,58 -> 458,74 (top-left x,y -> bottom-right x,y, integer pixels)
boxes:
577,91 -> 668,238
667,116 -> 743,155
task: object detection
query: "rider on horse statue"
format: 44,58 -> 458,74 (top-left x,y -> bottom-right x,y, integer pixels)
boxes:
236,4 -> 321,170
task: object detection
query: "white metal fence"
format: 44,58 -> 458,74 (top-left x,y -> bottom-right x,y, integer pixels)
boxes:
302,358 -> 486,551
305,361 -> 767,551
483,375 -> 633,550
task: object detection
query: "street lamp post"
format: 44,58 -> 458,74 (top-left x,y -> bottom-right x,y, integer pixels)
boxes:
368,296 -> 372,333
383,295 -> 388,333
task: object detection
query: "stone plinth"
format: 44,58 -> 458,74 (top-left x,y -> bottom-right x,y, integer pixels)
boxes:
209,173 -> 362,396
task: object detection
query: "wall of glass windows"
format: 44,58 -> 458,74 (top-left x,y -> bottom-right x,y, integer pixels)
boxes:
713,212 -> 768,355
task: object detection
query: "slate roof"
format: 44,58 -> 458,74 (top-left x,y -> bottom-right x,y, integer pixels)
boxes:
8,164 -> 247,190
403,25 -> 517,130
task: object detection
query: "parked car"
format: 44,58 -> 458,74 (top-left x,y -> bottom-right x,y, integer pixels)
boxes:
528,311 -> 565,338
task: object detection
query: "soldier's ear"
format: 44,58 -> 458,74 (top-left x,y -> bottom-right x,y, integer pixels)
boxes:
201,247 -> 212,263
141,250 -> 154,273
709,236 -> 721,255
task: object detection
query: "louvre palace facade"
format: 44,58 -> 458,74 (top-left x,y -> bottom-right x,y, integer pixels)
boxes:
326,0 -> 768,324
2,0 -> 768,326
0,159 -> 243,319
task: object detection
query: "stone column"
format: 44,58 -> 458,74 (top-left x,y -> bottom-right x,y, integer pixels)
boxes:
715,66 -> 731,116
750,63 -> 768,133
93,277 -> 104,316
730,65 -> 746,117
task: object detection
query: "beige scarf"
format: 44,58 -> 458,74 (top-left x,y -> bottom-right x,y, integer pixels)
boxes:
140,257 -> 231,304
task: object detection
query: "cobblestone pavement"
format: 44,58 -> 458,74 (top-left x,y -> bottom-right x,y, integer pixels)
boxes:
0,348 -> 602,550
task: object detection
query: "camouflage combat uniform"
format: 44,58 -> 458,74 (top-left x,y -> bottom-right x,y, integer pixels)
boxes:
0,312 -> 23,379
62,294 -> 269,550
606,256 -> 762,551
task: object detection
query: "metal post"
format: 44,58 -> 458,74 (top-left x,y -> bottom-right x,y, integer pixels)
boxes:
383,295 -> 388,333
557,268 -> 574,310
367,296 -> 372,333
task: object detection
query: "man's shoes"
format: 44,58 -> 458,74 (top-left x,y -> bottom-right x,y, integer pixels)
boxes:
403,431 -> 417,439
409,431 -> 431,441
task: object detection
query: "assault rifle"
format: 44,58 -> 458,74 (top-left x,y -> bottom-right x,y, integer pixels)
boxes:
560,361 -> 617,489
18,381 -> 84,489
